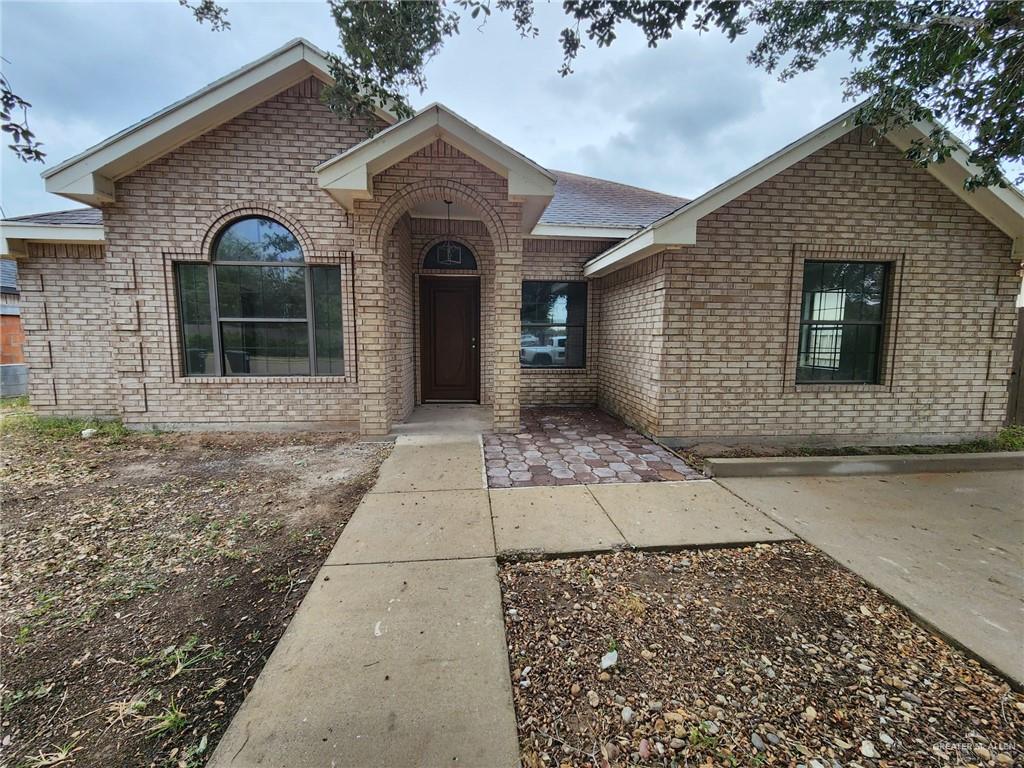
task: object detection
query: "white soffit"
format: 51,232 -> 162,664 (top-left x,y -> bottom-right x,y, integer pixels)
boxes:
585,107 -> 1024,278
528,223 -> 641,240
1,223 -> 105,258
316,103 -> 556,232
42,38 -> 396,206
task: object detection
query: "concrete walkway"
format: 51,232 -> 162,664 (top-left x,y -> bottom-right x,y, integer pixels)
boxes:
721,471 -> 1024,687
209,410 -> 793,767
209,424 -> 520,768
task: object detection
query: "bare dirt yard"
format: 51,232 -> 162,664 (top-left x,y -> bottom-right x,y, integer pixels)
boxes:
0,409 -> 388,767
501,543 -> 1023,768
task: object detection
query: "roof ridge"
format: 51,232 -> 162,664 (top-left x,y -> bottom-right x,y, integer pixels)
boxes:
549,169 -> 688,202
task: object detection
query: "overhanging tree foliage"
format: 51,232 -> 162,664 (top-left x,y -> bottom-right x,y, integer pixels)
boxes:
6,0 -> 1020,193
326,0 -> 1023,190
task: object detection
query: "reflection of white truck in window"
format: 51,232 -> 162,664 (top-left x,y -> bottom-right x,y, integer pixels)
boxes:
520,335 -> 566,366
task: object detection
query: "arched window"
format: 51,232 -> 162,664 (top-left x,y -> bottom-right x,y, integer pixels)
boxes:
175,216 -> 343,377
423,240 -> 477,270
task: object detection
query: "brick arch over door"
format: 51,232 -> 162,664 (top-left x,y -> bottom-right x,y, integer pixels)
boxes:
353,178 -> 522,436
367,179 -> 511,256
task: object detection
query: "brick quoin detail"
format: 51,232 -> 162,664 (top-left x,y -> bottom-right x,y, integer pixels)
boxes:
17,85 -> 1017,444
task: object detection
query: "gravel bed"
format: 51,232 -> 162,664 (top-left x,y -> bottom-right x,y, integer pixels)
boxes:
500,543 -> 1022,767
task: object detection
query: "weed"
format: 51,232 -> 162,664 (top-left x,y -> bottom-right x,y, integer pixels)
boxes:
178,734 -> 209,767
219,574 -> 239,588
995,424 -> 1024,451
688,722 -> 719,751
24,734 -> 82,766
1,394 -> 29,411
1,413 -> 129,442
610,592 -> 647,619
2,682 -> 54,713
148,698 -> 187,736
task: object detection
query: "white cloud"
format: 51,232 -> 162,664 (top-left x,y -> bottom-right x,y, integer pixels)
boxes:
4,1 -> 1006,218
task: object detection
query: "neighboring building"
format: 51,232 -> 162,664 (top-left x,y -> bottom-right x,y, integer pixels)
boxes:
0,258 -> 27,396
1,39 -> 1022,444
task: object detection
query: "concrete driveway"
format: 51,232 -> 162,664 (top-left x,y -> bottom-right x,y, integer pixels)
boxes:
720,470 -> 1024,686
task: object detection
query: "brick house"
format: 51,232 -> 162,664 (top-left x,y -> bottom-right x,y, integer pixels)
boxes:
2,39 -> 1022,444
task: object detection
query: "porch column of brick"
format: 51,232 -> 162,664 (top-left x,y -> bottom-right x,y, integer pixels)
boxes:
353,237 -> 392,437
491,237 -> 522,431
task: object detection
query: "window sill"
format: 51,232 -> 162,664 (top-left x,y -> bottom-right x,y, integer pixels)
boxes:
793,381 -> 886,392
180,375 -> 352,385
521,367 -> 589,375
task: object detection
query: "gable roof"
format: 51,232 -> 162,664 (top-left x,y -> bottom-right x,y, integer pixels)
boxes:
532,171 -> 687,238
584,106 -> 1024,278
316,103 -> 557,232
42,38 -> 396,206
1,208 -> 105,258
5,208 -> 103,226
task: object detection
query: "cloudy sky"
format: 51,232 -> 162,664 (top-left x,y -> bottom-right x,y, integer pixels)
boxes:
2,1 -> 866,217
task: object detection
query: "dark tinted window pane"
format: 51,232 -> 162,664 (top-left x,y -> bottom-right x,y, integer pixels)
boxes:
312,266 -> 343,375
798,260 -> 888,384
213,217 -> 303,263
176,264 -> 214,375
521,281 -> 587,368
521,281 -> 587,325
520,326 -> 587,368
423,241 -> 477,270
859,263 -> 886,321
221,322 -> 309,375
216,265 -> 306,319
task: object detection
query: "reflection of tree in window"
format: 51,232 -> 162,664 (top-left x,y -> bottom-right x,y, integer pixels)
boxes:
797,261 -> 888,384
520,281 -> 587,369
175,216 -> 343,377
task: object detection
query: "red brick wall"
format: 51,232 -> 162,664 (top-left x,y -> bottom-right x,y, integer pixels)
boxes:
0,315 -> 24,365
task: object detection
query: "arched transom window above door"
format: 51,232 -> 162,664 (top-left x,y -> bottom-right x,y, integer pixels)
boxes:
423,240 -> 477,270
175,215 -> 344,377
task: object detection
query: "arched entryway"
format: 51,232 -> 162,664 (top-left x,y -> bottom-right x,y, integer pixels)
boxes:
353,176 -> 521,436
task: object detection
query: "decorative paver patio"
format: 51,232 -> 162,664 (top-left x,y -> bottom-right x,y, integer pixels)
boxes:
482,406 -> 701,488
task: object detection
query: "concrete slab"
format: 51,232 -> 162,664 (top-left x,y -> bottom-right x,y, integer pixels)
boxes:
706,451 -> 1024,477
208,558 -> 519,768
371,438 -> 485,493
490,485 -> 626,555
326,490 -> 494,564
391,404 -> 492,440
721,471 -> 1024,686
588,481 -> 792,548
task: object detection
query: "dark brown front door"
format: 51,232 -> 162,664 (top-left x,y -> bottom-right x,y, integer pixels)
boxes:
420,276 -> 480,402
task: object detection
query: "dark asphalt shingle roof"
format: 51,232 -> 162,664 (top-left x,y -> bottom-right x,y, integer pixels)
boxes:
540,171 -> 688,229
5,208 -> 103,226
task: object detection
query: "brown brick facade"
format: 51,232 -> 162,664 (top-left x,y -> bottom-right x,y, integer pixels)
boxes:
20,243 -> 117,415
640,128 -> 1015,445
16,86 -> 1016,444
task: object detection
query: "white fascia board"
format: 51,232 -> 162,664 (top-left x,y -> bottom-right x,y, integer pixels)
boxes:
886,121 -> 1024,239
1,223 -> 105,258
317,103 -> 555,231
529,224 -> 639,240
583,230 -> 659,278
586,108 -> 1024,278
43,39 -> 396,206
582,108 -> 861,277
